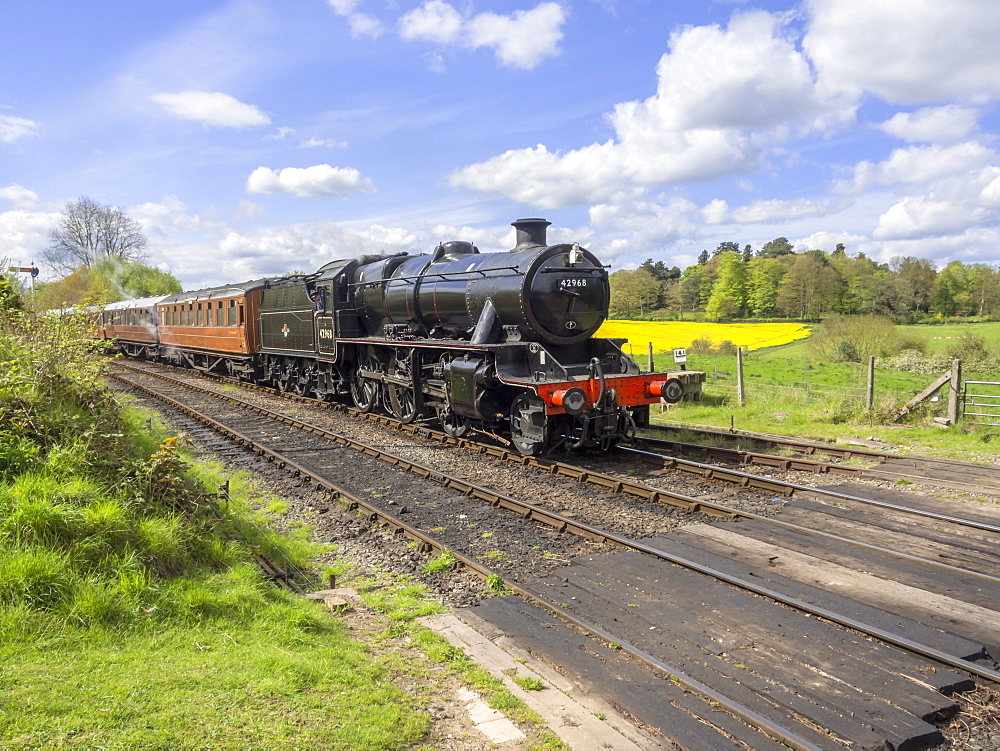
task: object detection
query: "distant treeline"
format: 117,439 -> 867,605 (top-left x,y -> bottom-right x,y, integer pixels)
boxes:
610,238 -> 999,322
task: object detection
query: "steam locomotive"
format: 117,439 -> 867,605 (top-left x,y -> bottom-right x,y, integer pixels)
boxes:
97,218 -> 686,455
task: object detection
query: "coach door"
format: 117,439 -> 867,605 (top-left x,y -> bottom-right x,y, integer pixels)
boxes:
315,284 -> 337,360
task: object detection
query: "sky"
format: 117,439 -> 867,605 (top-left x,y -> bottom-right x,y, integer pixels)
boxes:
2,0 -> 1000,291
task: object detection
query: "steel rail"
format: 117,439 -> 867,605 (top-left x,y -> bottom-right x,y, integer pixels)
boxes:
619,445 -> 1000,536
112,365 -> 1000,585
110,370 -> 1000,686
634,433 -> 1000,496
646,420 -> 1000,471
110,372 -> 822,750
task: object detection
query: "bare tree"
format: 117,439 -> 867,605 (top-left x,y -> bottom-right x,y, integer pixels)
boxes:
43,196 -> 147,273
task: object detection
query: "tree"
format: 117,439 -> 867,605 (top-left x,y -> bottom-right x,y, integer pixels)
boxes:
0,264 -> 24,311
746,257 -> 786,317
890,257 -> 936,317
677,267 -> 704,313
608,268 -> 662,318
35,258 -> 181,309
705,251 -> 746,320
697,249 -> 709,265
967,264 -> 1000,317
43,196 -> 148,274
758,237 -> 794,259
930,261 -> 969,316
713,241 -> 740,257
776,254 -> 842,318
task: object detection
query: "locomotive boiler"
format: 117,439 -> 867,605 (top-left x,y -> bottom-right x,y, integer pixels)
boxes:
258,218 -> 685,454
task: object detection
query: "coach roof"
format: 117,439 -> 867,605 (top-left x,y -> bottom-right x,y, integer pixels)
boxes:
160,279 -> 268,305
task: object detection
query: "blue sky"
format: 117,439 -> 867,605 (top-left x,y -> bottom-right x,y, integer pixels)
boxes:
2,0 -> 999,290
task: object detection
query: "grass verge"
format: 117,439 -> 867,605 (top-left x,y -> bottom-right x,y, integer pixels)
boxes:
0,311 -> 432,748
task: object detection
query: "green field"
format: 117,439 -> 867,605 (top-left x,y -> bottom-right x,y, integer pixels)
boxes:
643,321 -> 1000,457
750,321 -> 1000,361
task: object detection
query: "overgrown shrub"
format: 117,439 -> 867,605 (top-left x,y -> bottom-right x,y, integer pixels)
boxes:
688,337 -> 740,356
688,337 -> 714,354
810,315 -> 904,362
943,334 -> 993,361
0,308 -> 285,631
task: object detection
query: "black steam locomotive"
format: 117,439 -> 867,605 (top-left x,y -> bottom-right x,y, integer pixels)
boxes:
102,218 -> 686,455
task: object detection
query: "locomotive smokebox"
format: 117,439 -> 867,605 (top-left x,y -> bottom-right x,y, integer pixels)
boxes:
512,218 -> 551,250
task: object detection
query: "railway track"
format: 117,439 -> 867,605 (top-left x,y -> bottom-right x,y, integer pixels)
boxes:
639,420 -> 1000,495
108,362 -> 1000,749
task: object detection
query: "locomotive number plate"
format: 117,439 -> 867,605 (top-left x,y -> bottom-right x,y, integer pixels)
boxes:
559,278 -> 589,289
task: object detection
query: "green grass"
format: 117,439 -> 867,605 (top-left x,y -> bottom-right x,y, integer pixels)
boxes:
643,321 -> 1000,458
0,601 -> 429,749
0,311 -> 435,748
651,393 -> 999,458
896,321 -> 1000,353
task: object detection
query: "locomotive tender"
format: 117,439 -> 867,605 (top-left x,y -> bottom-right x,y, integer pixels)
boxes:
102,218 -> 685,455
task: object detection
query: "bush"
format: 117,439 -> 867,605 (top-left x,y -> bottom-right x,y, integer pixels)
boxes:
688,337 -> 714,354
716,339 -> 738,356
810,315 -> 903,362
943,334 -> 992,361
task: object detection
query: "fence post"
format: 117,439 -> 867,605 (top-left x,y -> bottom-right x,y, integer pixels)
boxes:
648,342 -> 653,373
803,359 -> 809,399
736,347 -> 745,407
948,358 -> 962,424
866,356 -> 875,411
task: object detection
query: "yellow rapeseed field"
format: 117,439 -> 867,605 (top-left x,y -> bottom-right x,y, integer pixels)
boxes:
596,320 -> 812,353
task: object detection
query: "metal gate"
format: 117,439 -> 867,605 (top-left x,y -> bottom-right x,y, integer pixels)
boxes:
963,381 -> 1000,425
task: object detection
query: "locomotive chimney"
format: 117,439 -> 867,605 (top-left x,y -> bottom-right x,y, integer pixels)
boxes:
511,218 -> 550,250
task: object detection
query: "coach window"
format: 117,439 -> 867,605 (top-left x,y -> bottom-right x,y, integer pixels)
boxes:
228,300 -> 237,326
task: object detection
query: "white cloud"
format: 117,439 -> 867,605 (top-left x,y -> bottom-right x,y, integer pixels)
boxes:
0,114 -> 37,144
804,0 -> 1000,104
300,136 -> 348,149
849,142 -> 995,192
873,197 -> 980,241
246,165 -> 375,198
877,106 -> 980,144
867,157 -> 1000,241
399,1 -> 566,70
236,200 -> 265,221
348,13 -> 384,38
328,0 -> 384,38
450,11 -> 828,208
588,198 -> 699,252
465,2 -> 566,70
130,196 -> 224,241
327,0 -> 359,13
150,91 -> 270,128
626,11 -> 820,133
704,197 -> 841,225
423,52 -> 447,74
0,208 -> 58,266
0,184 -> 40,210
980,169 -> 1000,207
701,199 -> 730,225
213,220 -> 418,282
264,126 -> 297,141
399,0 -> 463,44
